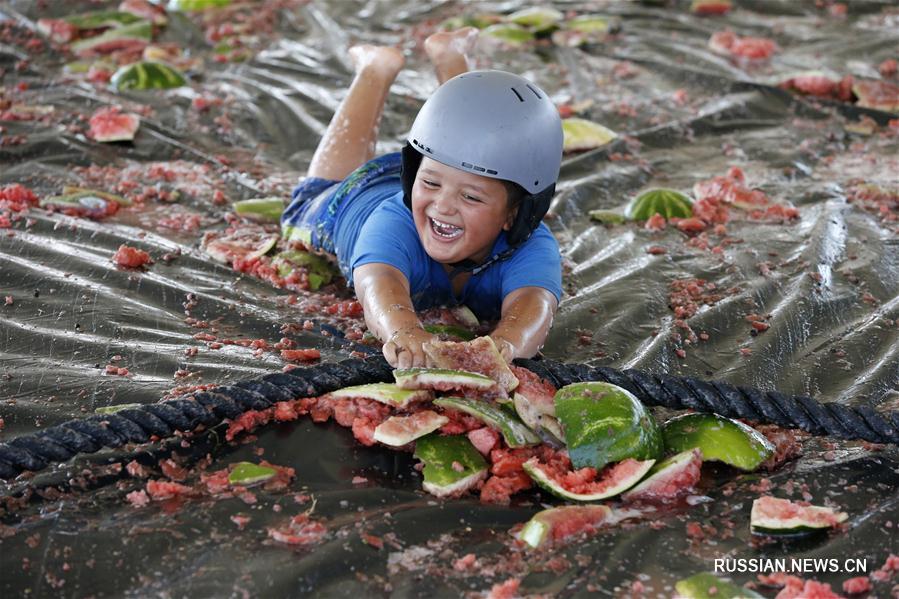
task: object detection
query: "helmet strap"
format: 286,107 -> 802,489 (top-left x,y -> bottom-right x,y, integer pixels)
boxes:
401,143 -> 423,210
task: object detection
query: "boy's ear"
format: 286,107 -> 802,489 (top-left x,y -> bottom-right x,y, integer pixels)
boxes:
502,205 -> 518,231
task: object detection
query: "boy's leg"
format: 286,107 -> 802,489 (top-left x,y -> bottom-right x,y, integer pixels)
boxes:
307,45 -> 405,181
424,27 -> 479,84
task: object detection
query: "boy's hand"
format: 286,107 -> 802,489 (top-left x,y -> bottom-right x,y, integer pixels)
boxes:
383,326 -> 436,368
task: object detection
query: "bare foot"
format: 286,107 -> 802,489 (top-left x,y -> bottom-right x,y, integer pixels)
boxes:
424,27 -> 479,83
348,44 -> 405,80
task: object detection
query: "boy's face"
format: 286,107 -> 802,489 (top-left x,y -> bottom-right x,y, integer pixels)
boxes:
411,157 -> 514,266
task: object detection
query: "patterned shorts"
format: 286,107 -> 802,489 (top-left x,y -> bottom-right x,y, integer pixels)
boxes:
280,152 -> 403,255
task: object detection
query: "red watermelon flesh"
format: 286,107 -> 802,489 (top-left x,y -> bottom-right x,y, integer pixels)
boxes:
89,107 -> 140,142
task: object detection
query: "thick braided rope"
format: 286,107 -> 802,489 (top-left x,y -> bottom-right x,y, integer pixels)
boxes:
516,359 -> 899,446
0,357 -> 896,480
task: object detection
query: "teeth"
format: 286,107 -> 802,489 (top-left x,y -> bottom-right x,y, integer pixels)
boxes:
430,217 -> 462,239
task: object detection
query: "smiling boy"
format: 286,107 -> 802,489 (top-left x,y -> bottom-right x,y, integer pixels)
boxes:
281,29 -> 563,368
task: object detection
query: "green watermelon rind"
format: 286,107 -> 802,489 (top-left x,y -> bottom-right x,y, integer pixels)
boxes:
394,368 -> 497,390
675,572 -> 764,599
70,19 -> 153,53
167,0 -> 231,11
434,397 -> 540,448
662,413 -> 774,471
329,383 -> 432,408
422,336 -> 519,393
62,186 -> 131,206
620,448 -> 701,501
270,249 -> 337,290
111,61 -> 187,91
523,457 -> 655,502
41,191 -> 116,210
505,7 -> 564,33
413,434 -> 488,498
554,381 -> 663,470
566,14 -> 613,34
95,403 -> 142,414
749,497 -> 848,535
65,10 -> 142,29
562,118 -> 618,152
482,23 -> 535,44
624,188 -> 694,221
512,392 -> 565,445
227,462 -> 276,486
422,324 -> 476,341
372,411 -> 449,447
516,505 -> 613,549
233,197 -> 284,223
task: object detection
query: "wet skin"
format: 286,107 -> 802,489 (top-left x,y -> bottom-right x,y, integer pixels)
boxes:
354,159 -> 558,368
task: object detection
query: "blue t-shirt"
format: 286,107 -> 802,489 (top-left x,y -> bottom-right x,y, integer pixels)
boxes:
339,191 -> 562,322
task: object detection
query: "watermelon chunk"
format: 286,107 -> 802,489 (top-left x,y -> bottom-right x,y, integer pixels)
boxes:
88,106 -> 140,142
373,410 -> 448,447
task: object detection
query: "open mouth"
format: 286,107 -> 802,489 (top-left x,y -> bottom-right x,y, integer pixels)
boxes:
429,217 -> 463,239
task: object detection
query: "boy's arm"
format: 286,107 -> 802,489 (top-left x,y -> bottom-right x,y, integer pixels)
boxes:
491,287 -> 558,362
353,262 -> 436,368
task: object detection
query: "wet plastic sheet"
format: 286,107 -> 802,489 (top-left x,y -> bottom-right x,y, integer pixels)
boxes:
1,0 -> 898,596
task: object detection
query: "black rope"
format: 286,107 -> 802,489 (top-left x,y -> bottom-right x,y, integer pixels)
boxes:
0,357 -> 895,481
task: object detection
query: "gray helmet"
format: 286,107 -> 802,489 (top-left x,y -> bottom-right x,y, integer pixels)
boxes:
401,70 -> 563,252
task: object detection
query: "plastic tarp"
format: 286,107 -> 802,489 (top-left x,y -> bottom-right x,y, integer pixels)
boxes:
1,0 -> 897,596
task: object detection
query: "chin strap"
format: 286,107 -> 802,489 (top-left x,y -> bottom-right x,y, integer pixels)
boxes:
401,142 -> 555,278
446,247 -> 518,280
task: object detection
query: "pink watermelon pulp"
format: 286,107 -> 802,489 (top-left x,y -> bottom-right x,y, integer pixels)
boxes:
89,107 -> 140,142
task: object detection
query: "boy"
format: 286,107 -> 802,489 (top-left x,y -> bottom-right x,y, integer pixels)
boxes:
281,29 -> 564,368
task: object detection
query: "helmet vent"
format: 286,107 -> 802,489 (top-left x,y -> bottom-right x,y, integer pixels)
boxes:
526,84 -> 542,99
510,87 -> 524,102
461,161 -> 498,175
411,138 -> 432,153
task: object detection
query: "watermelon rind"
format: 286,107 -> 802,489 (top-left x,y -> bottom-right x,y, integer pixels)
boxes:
233,197 -> 284,223
481,23 -> 535,44
65,10 -> 142,29
413,434 -> 487,498
439,14 -> 500,32
513,392 -> 565,445
394,368 -> 497,391
523,457 -> 655,502
516,505 -> 613,549
62,186 -> 131,206
588,209 -> 627,225
562,118 -> 617,152
329,383 -> 431,408
167,0 -> 231,11
111,61 -> 187,91
505,7 -> 563,33
228,462 -> 276,486
70,19 -> 153,53
675,572 -> 763,599
750,496 -> 848,535
554,381 -> 663,470
41,191 -> 115,213
423,324 -> 476,341
95,403 -> 142,414
434,397 -> 540,448
422,336 -> 519,393
662,413 -> 774,471
624,188 -> 694,220
566,14 -> 615,34
621,448 -> 702,502
271,250 -> 338,291
373,411 -> 448,447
